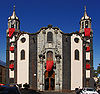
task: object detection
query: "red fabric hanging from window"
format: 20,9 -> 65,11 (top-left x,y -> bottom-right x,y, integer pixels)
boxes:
84,28 -> 90,37
86,46 -> 90,52
86,64 -> 90,69
9,64 -> 14,69
46,61 -> 54,72
9,28 -> 15,37
10,46 -> 14,51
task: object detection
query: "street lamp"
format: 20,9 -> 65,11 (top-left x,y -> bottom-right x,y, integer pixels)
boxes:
39,54 -> 45,91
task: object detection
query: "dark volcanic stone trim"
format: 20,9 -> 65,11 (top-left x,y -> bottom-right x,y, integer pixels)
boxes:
6,35 -> 10,84
62,34 -> 71,90
29,35 -> 37,90
89,37 -> 94,87
14,35 -> 17,83
52,27 -> 59,30
83,37 -> 86,87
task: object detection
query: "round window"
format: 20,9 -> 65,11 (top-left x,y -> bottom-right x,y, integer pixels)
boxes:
74,38 -> 79,43
21,37 -> 26,43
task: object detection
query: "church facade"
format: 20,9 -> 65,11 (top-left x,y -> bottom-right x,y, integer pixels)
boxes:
6,6 -> 94,91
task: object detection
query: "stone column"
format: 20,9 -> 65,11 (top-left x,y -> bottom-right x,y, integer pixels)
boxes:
55,54 -> 61,91
39,54 -> 45,91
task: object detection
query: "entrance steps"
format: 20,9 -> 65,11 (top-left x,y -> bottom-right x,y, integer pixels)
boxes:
39,90 -> 75,94
20,89 -> 76,94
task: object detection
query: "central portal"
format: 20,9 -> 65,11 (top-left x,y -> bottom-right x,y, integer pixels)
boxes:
45,51 -> 55,90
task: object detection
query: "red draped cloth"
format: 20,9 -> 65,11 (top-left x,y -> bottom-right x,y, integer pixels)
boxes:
86,46 -> 90,52
86,64 -> 90,69
46,61 -> 54,72
9,64 -> 14,69
84,28 -> 90,37
9,28 -> 15,37
10,47 -> 14,51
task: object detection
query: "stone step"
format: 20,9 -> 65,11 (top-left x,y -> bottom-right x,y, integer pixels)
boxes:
39,91 -> 75,94
20,89 -> 76,94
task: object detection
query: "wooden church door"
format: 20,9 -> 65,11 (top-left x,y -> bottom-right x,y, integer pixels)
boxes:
45,71 -> 55,90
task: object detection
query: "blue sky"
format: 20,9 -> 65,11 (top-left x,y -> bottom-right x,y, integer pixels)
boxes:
0,0 -> 100,69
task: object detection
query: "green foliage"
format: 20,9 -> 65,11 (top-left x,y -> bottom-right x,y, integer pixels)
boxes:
93,64 -> 100,77
93,70 -> 98,77
97,65 -> 100,75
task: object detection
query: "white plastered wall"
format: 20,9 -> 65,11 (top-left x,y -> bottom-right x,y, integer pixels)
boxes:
86,70 -> 90,78
9,51 -> 14,61
17,34 -> 29,85
86,52 -> 90,60
71,34 -> 83,90
9,69 -> 14,78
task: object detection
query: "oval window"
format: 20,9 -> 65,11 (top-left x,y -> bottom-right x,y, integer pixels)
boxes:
21,37 -> 26,43
74,38 -> 79,43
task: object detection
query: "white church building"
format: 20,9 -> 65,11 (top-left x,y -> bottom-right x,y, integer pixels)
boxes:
6,6 -> 94,91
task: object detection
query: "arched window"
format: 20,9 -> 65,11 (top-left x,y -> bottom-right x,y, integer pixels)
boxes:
82,22 -> 84,29
11,24 -> 14,28
75,49 -> 79,60
16,22 -> 17,29
47,51 -> 53,61
21,50 -> 25,60
11,20 -> 15,28
85,21 -> 88,28
74,38 -> 79,43
21,37 -> 26,43
47,32 -> 53,42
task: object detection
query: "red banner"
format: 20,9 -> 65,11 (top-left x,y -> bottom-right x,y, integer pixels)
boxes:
9,64 -> 14,69
84,28 -> 90,37
86,64 -> 90,69
46,61 -> 54,72
9,28 -> 15,37
86,46 -> 90,52
10,46 -> 14,51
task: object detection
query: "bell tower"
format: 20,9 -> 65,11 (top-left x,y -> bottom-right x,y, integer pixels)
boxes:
80,6 -> 91,33
8,5 -> 20,31
6,5 -> 20,84
79,6 -> 94,87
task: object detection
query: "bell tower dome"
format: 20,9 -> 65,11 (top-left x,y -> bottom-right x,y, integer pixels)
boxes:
80,6 -> 91,33
8,5 -> 20,31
